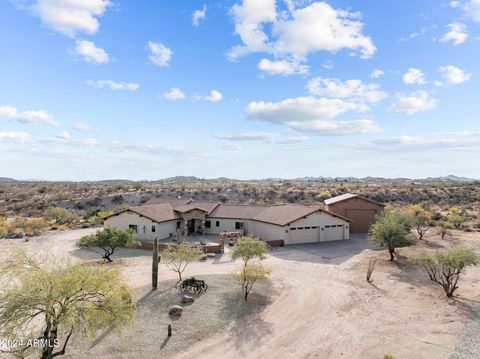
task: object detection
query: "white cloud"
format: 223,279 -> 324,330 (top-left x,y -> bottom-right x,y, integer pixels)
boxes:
307,77 -> 387,103
74,40 -> 109,64
439,65 -> 472,84
464,0 -> 480,23
77,137 -> 101,146
0,131 -> 31,143
197,90 -> 223,103
163,88 -> 186,101
258,58 -> 309,75
245,96 -> 380,135
192,5 -> 207,26
31,0 -> 110,37
148,41 -> 172,67
55,131 -> 71,140
228,1 -> 376,61
370,69 -> 384,79
73,122 -> 94,132
403,68 -> 427,85
450,1 -> 460,8
214,131 -> 308,144
440,23 -> 468,45
86,80 -> 139,91
388,91 -> 437,115
0,105 -> 58,126
221,143 -> 243,151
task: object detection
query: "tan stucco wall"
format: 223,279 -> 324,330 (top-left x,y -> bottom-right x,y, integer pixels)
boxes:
286,211 -> 349,244
104,212 -> 177,241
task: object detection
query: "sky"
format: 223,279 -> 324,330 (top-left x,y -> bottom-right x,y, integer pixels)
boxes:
0,0 -> 480,181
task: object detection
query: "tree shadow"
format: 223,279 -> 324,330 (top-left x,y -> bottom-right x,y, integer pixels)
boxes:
160,336 -> 170,350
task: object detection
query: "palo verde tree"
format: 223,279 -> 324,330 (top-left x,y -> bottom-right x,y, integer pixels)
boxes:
78,228 -> 140,262
416,245 -> 479,297
230,236 -> 270,301
161,244 -> 203,281
0,252 -> 136,359
405,204 -> 432,240
45,207 -> 75,225
437,221 -> 453,240
447,207 -> 466,229
369,211 -> 415,261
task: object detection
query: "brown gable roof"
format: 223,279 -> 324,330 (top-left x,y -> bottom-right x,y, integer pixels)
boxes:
252,204 -> 319,226
209,204 -> 266,219
324,193 -> 385,207
104,203 -> 180,223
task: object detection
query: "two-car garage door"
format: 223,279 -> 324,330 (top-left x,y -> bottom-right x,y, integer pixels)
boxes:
289,226 -> 319,244
289,224 -> 345,243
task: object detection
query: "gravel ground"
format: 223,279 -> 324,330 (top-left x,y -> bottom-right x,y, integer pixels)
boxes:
450,301 -> 480,359
62,274 -> 274,359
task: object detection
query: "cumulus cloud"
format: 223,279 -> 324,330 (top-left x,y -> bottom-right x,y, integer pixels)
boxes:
439,65 -> 472,84
30,0 -> 111,37
196,90 -> 223,103
192,5 -> 207,26
464,0 -> 480,23
163,88 -> 186,100
148,41 -> 172,67
86,80 -> 139,91
388,91 -> 437,115
73,122 -> 94,132
440,23 -> 468,45
0,105 -> 58,126
214,131 -> 308,144
403,68 -> 427,85
370,69 -> 384,79
258,58 -> 309,75
245,96 -> 380,135
0,131 -> 31,143
306,77 -> 387,103
228,0 -> 376,61
74,40 -> 109,64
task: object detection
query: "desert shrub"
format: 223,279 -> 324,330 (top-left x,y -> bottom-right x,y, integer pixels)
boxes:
45,207 -> 76,225
415,246 -> 479,297
0,217 -> 7,237
404,204 -> 432,240
437,221 -> 453,240
366,257 -> 377,282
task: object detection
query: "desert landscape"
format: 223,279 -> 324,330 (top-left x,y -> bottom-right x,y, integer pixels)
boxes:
0,200 -> 479,358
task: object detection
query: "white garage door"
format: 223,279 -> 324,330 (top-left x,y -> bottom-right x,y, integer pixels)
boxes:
324,224 -> 344,241
289,226 -> 319,244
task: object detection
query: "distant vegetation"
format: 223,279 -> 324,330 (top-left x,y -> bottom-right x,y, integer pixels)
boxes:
0,177 -> 479,237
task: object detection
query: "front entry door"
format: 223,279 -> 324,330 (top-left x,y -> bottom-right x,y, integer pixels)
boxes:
187,219 -> 195,234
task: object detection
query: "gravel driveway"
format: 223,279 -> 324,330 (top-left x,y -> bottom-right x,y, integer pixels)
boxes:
450,301 -> 480,359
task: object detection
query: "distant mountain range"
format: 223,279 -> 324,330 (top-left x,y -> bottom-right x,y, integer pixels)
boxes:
0,175 -> 477,183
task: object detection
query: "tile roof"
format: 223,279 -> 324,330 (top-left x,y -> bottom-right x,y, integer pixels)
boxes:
106,198 -> 351,226
252,204 -> 319,226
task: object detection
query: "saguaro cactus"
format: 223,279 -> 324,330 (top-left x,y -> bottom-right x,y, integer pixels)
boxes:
152,236 -> 159,289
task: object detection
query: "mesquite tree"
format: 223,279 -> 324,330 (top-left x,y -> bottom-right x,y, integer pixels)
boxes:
161,244 -> 203,281
0,252 -> 135,359
416,246 -> 479,297
369,211 -> 415,261
405,205 -> 432,240
78,228 -> 140,262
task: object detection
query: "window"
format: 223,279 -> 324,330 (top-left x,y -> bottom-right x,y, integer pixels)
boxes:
216,221 -> 220,227
151,225 -> 156,232
297,227 -> 304,230
311,226 -> 318,229
325,225 -> 331,228
205,220 -> 211,228
304,227 -> 311,229
129,224 -> 138,233
290,228 -> 297,231
235,222 -> 244,230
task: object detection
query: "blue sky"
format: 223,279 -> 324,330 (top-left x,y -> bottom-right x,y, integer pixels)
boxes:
1,0 -> 479,180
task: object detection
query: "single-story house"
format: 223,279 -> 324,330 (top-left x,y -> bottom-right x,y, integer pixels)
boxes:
324,193 -> 385,233
104,198 -> 351,246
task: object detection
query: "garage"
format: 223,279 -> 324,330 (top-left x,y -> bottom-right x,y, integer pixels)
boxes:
325,194 -> 385,233
289,226 -> 319,244
324,224 -> 344,241
345,209 -> 378,233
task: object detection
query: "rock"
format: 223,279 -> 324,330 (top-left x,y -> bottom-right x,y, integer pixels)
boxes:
181,295 -> 194,304
206,253 -> 216,258
169,305 -> 183,316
